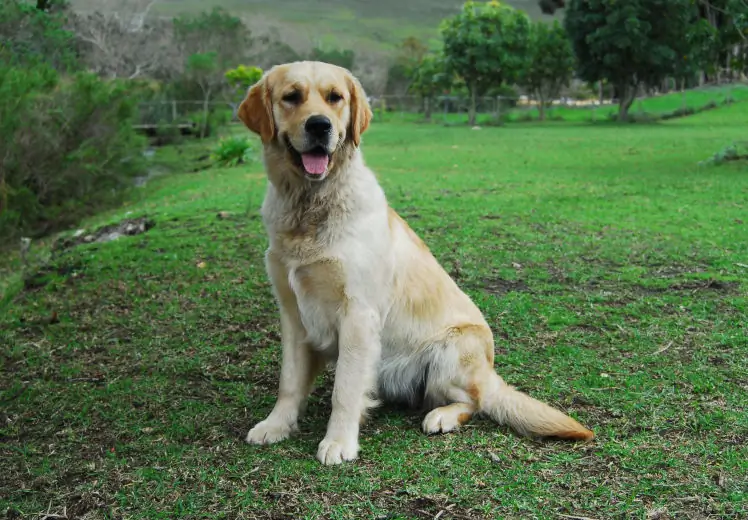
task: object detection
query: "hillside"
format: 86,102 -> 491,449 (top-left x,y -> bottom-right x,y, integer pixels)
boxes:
69,0 -> 557,52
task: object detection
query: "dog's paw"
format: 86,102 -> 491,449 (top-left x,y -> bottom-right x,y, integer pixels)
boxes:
316,437 -> 359,465
422,408 -> 461,435
245,419 -> 294,445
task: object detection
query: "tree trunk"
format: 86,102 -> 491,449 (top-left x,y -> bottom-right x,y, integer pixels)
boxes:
424,96 -> 432,122
617,84 -> 635,122
537,90 -> 546,121
200,87 -> 211,139
468,82 -> 477,126
598,81 -> 604,105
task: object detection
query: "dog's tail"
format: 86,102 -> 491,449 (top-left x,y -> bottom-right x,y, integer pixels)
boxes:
476,371 -> 594,441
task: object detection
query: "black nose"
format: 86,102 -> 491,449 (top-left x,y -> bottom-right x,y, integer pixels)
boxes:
305,115 -> 332,138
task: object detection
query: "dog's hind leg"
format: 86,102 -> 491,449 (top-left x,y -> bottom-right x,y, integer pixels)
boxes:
420,324 -> 594,441
422,402 -> 476,434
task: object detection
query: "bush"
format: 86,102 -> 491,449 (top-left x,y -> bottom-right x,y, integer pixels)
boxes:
0,62 -> 147,240
186,108 -> 231,139
210,136 -> 254,167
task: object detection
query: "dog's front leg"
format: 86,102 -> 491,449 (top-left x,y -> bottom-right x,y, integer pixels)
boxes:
246,252 -> 323,445
317,307 -> 381,465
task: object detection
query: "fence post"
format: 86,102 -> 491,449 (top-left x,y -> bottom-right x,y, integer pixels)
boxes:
172,100 -> 177,122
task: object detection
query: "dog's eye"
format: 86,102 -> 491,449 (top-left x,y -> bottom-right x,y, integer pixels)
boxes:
327,91 -> 343,104
282,91 -> 301,104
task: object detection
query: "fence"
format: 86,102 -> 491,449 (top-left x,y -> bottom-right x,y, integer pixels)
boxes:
135,82 -> 747,130
368,94 -> 617,124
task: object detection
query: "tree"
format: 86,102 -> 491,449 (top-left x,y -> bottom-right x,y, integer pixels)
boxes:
440,1 -> 532,125
173,7 -> 249,67
69,10 -> 178,80
173,8 -> 250,137
185,53 -> 223,138
564,0 -> 697,121
387,36 -> 429,95
309,47 -> 355,70
696,1 -> 748,79
539,0 -> 565,15
546,0 -> 747,82
1,0 -> 77,70
519,20 -> 574,120
408,54 -> 453,121
225,64 -> 263,114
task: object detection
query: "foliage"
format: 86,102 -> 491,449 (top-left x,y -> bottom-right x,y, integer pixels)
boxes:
225,65 -> 263,94
225,64 -> 263,110
386,36 -> 430,94
440,1 -> 532,125
408,54 -> 454,120
173,9 -> 250,138
0,62 -> 145,239
173,7 -> 249,64
564,0 -> 697,121
0,0 -> 77,70
309,47 -> 356,70
519,20 -> 574,120
210,136 -> 255,167
700,139 -> 748,165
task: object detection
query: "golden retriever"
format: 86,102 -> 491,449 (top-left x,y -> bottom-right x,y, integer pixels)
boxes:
237,61 -> 594,465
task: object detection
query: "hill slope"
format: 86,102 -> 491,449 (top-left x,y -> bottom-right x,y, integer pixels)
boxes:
69,0 -> 557,52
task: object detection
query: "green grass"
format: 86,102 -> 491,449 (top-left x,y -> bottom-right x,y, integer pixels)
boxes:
2,102 -> 748,519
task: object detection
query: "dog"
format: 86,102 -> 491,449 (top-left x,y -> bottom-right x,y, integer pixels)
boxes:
237,61 -> 594,465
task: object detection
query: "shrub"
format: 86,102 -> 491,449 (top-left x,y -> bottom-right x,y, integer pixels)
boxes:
210,136 -> 254,167
0,63 -> 147,240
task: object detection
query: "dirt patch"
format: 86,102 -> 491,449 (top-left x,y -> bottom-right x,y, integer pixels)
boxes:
368,491 -> 482,520
639,279 -> 739,294
53,217 -> 155,251
481,277 -> 530,296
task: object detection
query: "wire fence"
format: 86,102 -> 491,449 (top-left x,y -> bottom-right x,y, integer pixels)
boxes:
135,83 -> 748,129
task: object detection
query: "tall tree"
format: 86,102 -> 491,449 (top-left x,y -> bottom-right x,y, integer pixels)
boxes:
1,0 -> 76,70
386,36 -> 429,95
564,0 -> 697,121
69,10 -> 178,80
544,0 -> 747,80
173,7 -> 249,69
440,1 -> 532,125
519,20 -> 574,120
173,8 -> 250,136
408,54 -> 453,121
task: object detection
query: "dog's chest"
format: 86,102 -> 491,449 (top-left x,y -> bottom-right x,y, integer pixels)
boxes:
287,258 -> 347,353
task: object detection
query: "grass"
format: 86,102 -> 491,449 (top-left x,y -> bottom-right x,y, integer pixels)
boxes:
2,100 -> 748,519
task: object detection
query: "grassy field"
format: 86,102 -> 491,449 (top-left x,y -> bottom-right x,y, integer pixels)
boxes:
1,100 -> 747,519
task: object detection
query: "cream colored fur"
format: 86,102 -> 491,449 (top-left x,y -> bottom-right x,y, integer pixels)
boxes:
237,61 -> 594,465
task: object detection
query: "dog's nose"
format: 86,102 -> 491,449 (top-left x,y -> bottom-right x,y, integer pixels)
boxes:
305,115 -> 332,138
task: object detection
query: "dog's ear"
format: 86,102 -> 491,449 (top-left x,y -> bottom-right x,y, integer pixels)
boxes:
347,74 -> 372,147
238,74 -> 275,143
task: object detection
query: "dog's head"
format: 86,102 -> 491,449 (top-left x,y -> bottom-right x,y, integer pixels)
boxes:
238,61 -> 372,182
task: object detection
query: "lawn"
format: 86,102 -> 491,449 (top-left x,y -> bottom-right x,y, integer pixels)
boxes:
1,101 -> 747,519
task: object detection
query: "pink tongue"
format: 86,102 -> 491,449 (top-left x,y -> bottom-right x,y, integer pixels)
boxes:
301,153 -> 329,175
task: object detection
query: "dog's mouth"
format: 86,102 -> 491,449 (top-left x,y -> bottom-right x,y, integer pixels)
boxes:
285,137 -> 332,180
